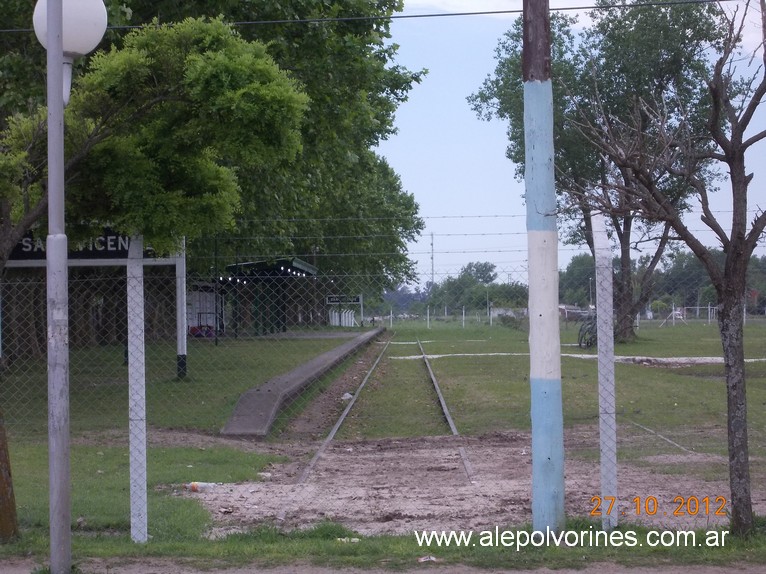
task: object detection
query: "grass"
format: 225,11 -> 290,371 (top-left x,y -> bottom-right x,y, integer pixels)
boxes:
339,320 -> 765,510
2,319 -> 766,569
346,321 -> 764,447
336,353 -> 451,439
2,334 -> 354,438
5,519 -> 766,571
7,443 -> 283,539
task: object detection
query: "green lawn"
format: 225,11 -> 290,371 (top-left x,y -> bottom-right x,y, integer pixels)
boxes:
344,320 -> 765,489
2,334 -> 355,438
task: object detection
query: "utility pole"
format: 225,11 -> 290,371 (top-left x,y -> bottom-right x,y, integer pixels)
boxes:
523,0 -> 565,533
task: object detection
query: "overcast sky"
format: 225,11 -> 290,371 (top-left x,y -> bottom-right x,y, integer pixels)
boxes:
377,1 -> 530,283
376,0 -> 765,285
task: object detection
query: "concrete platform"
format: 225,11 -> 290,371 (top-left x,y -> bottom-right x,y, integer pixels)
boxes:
221,328 -> 384,437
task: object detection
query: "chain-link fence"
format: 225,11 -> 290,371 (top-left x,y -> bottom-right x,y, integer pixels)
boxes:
2,233 -> 765,541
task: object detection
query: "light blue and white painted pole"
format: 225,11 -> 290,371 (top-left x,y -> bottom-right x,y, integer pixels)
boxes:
523,0 -> 565,533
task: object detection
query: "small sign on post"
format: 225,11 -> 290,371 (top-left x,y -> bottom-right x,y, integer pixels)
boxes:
326,295 -> 361,305
326,294 -> 363,327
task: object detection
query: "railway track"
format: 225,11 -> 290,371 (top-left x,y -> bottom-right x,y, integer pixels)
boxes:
293,335 -> 475,486
416,339 -> 475,482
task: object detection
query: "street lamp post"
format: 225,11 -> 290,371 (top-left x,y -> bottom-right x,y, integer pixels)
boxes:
32,2 -> 107,573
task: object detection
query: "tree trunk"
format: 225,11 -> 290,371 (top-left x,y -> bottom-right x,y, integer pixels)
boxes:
718,291 -> 753,535
614,296 -> 636,342
614,250 -> 637,342
0,407 -> 19,542
4,276 -> 44,363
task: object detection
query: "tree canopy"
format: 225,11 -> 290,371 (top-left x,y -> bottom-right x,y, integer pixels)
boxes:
428,262 -> 528,314
118,0 -> 425,284
0,17 -> 308,259
469,1 -> 726,342
0,0 -> 425,284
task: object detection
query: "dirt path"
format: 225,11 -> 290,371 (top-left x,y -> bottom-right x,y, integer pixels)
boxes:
176,430 -> 753,537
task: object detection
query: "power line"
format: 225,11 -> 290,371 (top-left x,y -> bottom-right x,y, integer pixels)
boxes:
229,0 -> 738,26
0,0 -> 741,34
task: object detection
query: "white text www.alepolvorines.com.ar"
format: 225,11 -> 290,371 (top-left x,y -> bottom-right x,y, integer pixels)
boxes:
414,526 -> 729,551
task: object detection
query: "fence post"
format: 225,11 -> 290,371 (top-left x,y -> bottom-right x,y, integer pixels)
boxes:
176,238 -> 187,378
593,214 -> 617,530
127,235 -> 148,543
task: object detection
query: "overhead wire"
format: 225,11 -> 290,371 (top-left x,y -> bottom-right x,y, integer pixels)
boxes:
0,0 -> 745,34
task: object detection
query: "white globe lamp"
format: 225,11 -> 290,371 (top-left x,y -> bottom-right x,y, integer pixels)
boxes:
33,0 -> 108,104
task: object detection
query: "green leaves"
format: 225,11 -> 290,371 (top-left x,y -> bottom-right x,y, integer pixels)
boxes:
118,1 -> 424,281
1,2 -> 424,282
59,18 -> 307,253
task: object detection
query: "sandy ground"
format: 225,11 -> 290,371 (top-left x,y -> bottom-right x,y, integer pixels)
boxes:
172,431 -> 752,537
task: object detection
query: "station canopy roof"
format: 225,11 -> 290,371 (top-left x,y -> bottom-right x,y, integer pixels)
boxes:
224,257 -> 318,279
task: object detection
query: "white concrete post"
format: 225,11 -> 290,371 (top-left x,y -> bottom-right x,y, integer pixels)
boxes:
127,236 -> 148,543
176,238 -> 187,378
593,213 -> 617,530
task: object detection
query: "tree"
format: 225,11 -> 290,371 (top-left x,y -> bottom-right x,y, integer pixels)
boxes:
559,253 -> 595,308
1,1 -> 424,281
469,2 -> 725,342
0,1 -> 134,129
428,262 -> 503,313
0,407 -> 17,542
572,0 -> 766,534
0,1 -> 44,127
1,17 -> 307,265
0,16 -> 308,542
462,262 -> 498,285
122,1 -> 425,283
747,255 -> 766,313
492,281 -> 528,309
655,249 -> 716,310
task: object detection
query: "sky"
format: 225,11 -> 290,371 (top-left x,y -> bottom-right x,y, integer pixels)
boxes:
375,0 -> 766,285
376,1 -> 531,283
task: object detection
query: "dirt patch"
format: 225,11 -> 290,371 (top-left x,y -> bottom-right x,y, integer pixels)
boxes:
174,429 -> 757,537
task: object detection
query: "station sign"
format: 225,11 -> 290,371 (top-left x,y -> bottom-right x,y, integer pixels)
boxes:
8,230 -> 152,261
326,295 -> 361,305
